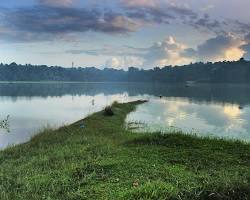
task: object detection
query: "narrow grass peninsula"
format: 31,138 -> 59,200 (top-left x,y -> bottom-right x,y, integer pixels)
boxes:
0,101 -> 249,200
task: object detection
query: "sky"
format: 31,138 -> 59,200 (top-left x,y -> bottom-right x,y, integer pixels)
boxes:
0,0 -> 250,69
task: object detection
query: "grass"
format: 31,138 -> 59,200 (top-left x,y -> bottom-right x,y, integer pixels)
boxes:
0,100 -> 249,200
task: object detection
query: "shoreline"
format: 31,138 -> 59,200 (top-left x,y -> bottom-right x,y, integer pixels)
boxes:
0,100 -> 249,199
1,81 -> 250,87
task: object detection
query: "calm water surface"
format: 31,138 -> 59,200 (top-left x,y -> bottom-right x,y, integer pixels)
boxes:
0,82 -> 250,149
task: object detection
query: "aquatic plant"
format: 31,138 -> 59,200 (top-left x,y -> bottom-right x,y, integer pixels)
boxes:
0,115 -> 10,132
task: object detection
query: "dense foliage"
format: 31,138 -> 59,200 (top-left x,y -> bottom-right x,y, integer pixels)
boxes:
1,58 -> 250,83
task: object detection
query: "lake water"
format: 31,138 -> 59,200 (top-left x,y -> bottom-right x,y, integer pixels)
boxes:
0,82 -> 250,149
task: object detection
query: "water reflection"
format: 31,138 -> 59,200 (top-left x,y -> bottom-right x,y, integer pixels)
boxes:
1,82 -> 250,106
0,82 -> 250,149
126,98 -> 250,141
0,92 -> 144,149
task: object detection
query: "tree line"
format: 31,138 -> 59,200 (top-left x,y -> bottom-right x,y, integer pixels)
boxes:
0,58 -> 250,83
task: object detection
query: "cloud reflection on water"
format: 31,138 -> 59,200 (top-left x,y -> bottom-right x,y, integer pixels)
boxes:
126,98 -> 250,141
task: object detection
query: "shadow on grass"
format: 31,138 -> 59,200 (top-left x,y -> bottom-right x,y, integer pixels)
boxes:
124,132 -> 250,170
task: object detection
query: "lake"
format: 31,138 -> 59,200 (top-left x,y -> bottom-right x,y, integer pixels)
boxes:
0,82 -> 250,149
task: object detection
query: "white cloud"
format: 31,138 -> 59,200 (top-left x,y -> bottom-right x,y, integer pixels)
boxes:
105,56 -> 144,69
141,34 -> 246,67
143,37 -> 193,67
69,34 -> 248,69
103,37 -> 194,69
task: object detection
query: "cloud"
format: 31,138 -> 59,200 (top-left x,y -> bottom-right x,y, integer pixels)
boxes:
200,4 -> 214,12
142,37 -> 193,67
180,48 -> 197,58
191,14 -> 222,34
196,34 -> 244,61
121,0 -> 157,8
245,33 -> 250,43
0,6 -> 140,42
105,56 -> 144,69
231,20 -> 250,35
178,34 -> 245,63
146,34 -> 246,66
66,33 -> 248,68
122,0 -> 197,25
66,44 -> 145,69
39,0 -> 76,7
0,23 -> 54,42
66,45 -> 145,57
72,36 -> 194,68
1,0 -> 248,43
241,33 -> 250,60
241,44 -> 250,59
120,0 -> 236,35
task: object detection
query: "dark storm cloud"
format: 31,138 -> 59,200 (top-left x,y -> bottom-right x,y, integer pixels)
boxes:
4,7 -> 100,34
1,0 -> 249,43
0,5 -> 139,42
0,0 -> 213,43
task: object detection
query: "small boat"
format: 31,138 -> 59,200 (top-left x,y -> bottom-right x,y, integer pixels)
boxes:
185,81 -> 196,87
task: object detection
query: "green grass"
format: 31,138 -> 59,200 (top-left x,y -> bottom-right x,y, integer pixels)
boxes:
0,100 -> 249,200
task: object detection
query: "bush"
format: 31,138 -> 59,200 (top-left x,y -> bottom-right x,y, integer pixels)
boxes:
104,106 -> 114,116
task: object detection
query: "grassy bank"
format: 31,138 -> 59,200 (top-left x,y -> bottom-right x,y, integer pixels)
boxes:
0,101 -> 249,199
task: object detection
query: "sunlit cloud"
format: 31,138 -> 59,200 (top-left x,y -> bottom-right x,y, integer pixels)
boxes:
1,0 -> 250,67
224,47 -> 245,61
183,34 -> 246,63
105,56 -> 144,69
66,34 -> 249,68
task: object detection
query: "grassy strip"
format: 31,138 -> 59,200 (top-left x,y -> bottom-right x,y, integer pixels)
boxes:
0,100 -> 249,200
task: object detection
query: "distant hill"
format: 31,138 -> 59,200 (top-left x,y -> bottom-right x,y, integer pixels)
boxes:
1,58 -> 250,83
